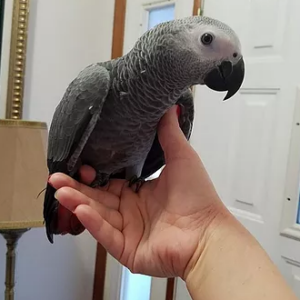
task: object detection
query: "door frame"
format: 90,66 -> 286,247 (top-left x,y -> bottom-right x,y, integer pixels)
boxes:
92,0 -> 202,299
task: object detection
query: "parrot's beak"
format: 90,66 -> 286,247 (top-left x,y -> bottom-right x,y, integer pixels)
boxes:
204,57 -> 245,101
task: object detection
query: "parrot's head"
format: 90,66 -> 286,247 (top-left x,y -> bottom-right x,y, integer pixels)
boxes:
187,16 -> 245,100
149,16 -> 245,100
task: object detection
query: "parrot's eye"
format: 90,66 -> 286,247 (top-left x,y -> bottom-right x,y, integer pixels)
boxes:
201,33 -> 214,45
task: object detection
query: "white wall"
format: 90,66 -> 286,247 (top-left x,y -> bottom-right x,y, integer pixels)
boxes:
0,0 -> 115,299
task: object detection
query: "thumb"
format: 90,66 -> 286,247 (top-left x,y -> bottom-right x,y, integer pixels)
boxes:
158,105 -> 193,163
78,165 -> 96,185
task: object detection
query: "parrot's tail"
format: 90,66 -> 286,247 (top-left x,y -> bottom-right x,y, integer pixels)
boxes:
44,180 -> 85,244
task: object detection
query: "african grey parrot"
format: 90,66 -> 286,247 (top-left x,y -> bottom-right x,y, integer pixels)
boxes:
44,15 -> 245,243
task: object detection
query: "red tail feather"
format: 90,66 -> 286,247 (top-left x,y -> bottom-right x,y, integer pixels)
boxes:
57,204 -> 85,235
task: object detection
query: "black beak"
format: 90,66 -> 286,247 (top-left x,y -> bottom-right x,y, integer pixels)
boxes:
204,58 -> 245,101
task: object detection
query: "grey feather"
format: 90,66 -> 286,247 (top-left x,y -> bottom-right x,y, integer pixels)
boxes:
47,64 -> 110,170
44,15 -> 244,243
140,88 -> 195,179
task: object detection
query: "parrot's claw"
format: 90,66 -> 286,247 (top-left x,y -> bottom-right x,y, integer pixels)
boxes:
128,176 -> 145,193
90,173 -> 110,188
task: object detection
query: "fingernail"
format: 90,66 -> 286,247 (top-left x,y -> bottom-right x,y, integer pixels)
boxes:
54,191 -> 59,200
176,105 -> 181,117
48,175 -> 53,187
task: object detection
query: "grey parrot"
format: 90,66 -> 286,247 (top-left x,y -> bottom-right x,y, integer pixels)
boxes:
44,15 -> 245,243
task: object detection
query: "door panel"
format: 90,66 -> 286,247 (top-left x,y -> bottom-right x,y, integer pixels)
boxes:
186,0 -> 300,298
147,4 -> 175,29
123,0 -> 193,54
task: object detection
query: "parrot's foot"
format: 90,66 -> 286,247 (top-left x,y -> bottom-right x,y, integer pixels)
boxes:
90,172 -> 110,188
128,176 -> 145,193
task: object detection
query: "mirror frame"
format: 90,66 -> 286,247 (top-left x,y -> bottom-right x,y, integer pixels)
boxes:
4,0 -> 30,119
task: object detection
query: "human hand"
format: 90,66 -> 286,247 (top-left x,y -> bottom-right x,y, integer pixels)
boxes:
49,105 -> 228,279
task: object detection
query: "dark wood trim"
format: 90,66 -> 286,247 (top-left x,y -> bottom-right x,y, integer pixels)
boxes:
92,244 -> 107,300
111,0 -> 127,59
191,0 -> 202,97
92,1 -> 127,300
193,0 -> 201,16
165,278 -> 175,300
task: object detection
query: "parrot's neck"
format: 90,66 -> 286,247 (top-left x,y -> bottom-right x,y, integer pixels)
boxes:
131,62 -> 186,107
110,31 -> 200,122
121,48 -> 192,103
109,56 -> 186,126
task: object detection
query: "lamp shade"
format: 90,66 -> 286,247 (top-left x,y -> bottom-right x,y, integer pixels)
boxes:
0,119 -> 48,229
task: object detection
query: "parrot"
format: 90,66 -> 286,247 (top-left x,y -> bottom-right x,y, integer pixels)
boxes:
44,15 -> 245,243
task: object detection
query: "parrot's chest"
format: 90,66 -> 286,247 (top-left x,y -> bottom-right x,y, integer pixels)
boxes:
81,105 -> 159,173
80,79 -> 182,174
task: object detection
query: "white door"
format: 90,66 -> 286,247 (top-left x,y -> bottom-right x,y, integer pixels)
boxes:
103,1 -> 194,299
104,0 -> 300,299
175,0 -> 300,299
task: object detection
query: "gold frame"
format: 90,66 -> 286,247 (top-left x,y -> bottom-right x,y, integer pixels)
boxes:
0,119 -> 47,129
5,0 -> 30,120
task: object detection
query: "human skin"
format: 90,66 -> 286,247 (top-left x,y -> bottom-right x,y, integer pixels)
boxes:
49,106 -> 298,300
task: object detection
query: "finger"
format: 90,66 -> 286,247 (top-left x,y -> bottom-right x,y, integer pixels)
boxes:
158,105 -> 194,163
104,179 -> 128,197
78,165 -> 96,185
66,165 -> 127,197
55,186 -> 122,230
74,204 -> 124,261
49,173 -> 120,210
78,165 -> 124,195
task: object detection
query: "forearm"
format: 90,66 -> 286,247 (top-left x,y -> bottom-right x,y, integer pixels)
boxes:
185,210 -> 297,300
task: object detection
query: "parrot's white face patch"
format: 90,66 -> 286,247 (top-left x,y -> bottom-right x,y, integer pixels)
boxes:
187,24 -> 242,65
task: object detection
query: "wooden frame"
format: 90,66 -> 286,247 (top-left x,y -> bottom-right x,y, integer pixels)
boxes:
193,0 -> 202,16
92,0 -> 202,299
4,0 -> 30,120
111,0 -> 127,59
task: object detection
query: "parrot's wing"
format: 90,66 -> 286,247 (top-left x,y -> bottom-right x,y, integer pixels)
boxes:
141,88 -> 194,179
44,63 -> 110,243
47,63 -> 110,172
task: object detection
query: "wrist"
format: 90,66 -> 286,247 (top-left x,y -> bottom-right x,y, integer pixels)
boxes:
183,206 -> 297,300
183,202 -> 234,282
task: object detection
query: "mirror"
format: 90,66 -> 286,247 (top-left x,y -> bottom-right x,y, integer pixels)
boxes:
0,0 -> 30,119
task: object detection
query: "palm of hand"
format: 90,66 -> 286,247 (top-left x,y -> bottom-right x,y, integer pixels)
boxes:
116,164 -> 204,278
52,106 -> 221,279
54,155 -> 213,279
